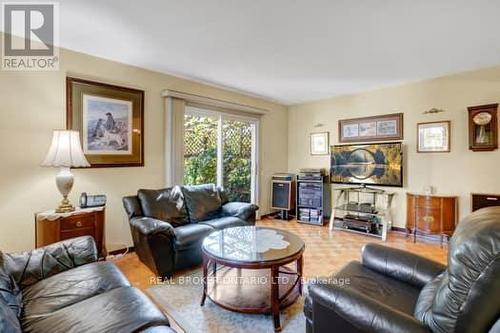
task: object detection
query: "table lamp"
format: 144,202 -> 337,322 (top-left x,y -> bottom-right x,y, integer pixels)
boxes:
41,130 -> 90,212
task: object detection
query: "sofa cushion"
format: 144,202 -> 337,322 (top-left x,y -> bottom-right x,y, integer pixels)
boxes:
4,236 -> 98,289
138,188 -> 189,227
173,223 -> 214,249
0,257 -> 22,318
199,216 -> 247,230
0,302 -> 21,333
312,261 -> 421,316
21,262 -> 130,319
181,184 -> 222,222
21,287 -> 170,333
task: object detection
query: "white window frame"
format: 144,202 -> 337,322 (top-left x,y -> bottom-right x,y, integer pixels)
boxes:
184,106 -> 260,205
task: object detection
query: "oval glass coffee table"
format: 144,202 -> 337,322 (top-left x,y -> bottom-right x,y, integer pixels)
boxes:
200,226 -> 305,332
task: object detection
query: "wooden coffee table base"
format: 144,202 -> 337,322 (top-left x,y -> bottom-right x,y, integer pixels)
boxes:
201,256 -> 303,332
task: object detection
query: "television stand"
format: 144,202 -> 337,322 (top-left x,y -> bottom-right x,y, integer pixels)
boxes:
329,186 -> 395,241
340,183 -> 387,193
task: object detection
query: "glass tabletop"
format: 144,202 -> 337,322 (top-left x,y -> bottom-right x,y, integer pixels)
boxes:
202,226 -> 305,263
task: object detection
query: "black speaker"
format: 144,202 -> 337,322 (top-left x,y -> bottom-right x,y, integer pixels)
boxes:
272,181 -> 292,209
271,174 -> 296,220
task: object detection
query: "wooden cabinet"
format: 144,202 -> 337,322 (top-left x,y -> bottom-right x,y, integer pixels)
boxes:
35,208 -> 106,258
472,193 -> 500,212
406,193 -> 458,246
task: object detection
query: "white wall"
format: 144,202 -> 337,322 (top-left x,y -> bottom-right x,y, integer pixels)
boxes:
0,40 -> 288,252
288,66 -> 500,228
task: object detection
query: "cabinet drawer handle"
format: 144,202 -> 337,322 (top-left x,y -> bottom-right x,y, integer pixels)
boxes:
76,221 -> 82,227
486,197 -> 498,201
422,216 -> 434,223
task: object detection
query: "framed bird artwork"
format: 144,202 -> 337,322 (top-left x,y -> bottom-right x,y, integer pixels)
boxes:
66,77 -> 144,167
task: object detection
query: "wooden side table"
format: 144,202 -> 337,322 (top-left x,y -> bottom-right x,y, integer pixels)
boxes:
406,193 -> 458,246
35,207 -> 106,258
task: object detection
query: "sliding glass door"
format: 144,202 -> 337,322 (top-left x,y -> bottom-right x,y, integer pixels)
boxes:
183,107 -> 258,203
183,113 -> 218,185
222,118 -> 254,202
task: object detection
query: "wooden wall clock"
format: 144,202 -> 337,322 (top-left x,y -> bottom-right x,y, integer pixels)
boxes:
467,103 -> 498,151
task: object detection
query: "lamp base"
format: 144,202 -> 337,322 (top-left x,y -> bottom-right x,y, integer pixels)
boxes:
56,196 -> 75,213
55,167 -> 75,213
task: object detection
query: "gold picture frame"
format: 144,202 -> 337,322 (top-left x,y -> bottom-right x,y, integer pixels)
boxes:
66,77 -> 144,167
417,121 -> 451,153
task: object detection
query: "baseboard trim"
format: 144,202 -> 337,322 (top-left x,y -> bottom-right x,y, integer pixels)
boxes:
391,226 -> 408,233
260,212 -> 282,219
259,213 -> 273,219
108,246 -> 135,256
391,227 -> 448,244
260,211 -> 298,220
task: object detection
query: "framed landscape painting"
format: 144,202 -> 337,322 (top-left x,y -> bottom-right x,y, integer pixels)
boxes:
66,77 -> 144,167
339,113 -> 403,143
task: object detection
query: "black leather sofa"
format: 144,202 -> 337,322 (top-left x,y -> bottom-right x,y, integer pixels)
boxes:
305,206 -> 500,333
123,184 -> 258,278
0,236 -> 175,333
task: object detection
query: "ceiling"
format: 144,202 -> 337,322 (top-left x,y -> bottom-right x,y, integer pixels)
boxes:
8,0 -> 500,104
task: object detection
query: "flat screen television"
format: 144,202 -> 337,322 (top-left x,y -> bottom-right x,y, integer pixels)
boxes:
330,142 -> 403,187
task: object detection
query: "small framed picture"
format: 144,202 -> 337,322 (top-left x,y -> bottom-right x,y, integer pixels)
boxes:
310,132 -> 329,155
376,119 -> 398,136
417,121 -> 451,153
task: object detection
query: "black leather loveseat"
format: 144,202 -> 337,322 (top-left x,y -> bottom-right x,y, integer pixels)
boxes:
304,206 -> 500,333
123,184 -> 258,278
0,236 -> 175,333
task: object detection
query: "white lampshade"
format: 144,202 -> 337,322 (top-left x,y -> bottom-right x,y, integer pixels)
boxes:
41,130 -> 90,167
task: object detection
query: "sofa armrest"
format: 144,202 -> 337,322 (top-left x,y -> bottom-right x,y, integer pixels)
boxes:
222,202 -> 259,222
309,282 -> 431,333
129,217 -> 177,278
3,236 -> 97,289
361,243 -> 446,288
130,217 -> 175,238
123,195 -> 143,219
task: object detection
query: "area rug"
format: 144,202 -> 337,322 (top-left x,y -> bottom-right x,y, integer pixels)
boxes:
147,268 -> 306,333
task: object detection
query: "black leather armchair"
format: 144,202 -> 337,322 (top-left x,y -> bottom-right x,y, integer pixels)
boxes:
123,184 -> 258,278
305,206 -> 500,333
0,236 -> 174,333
